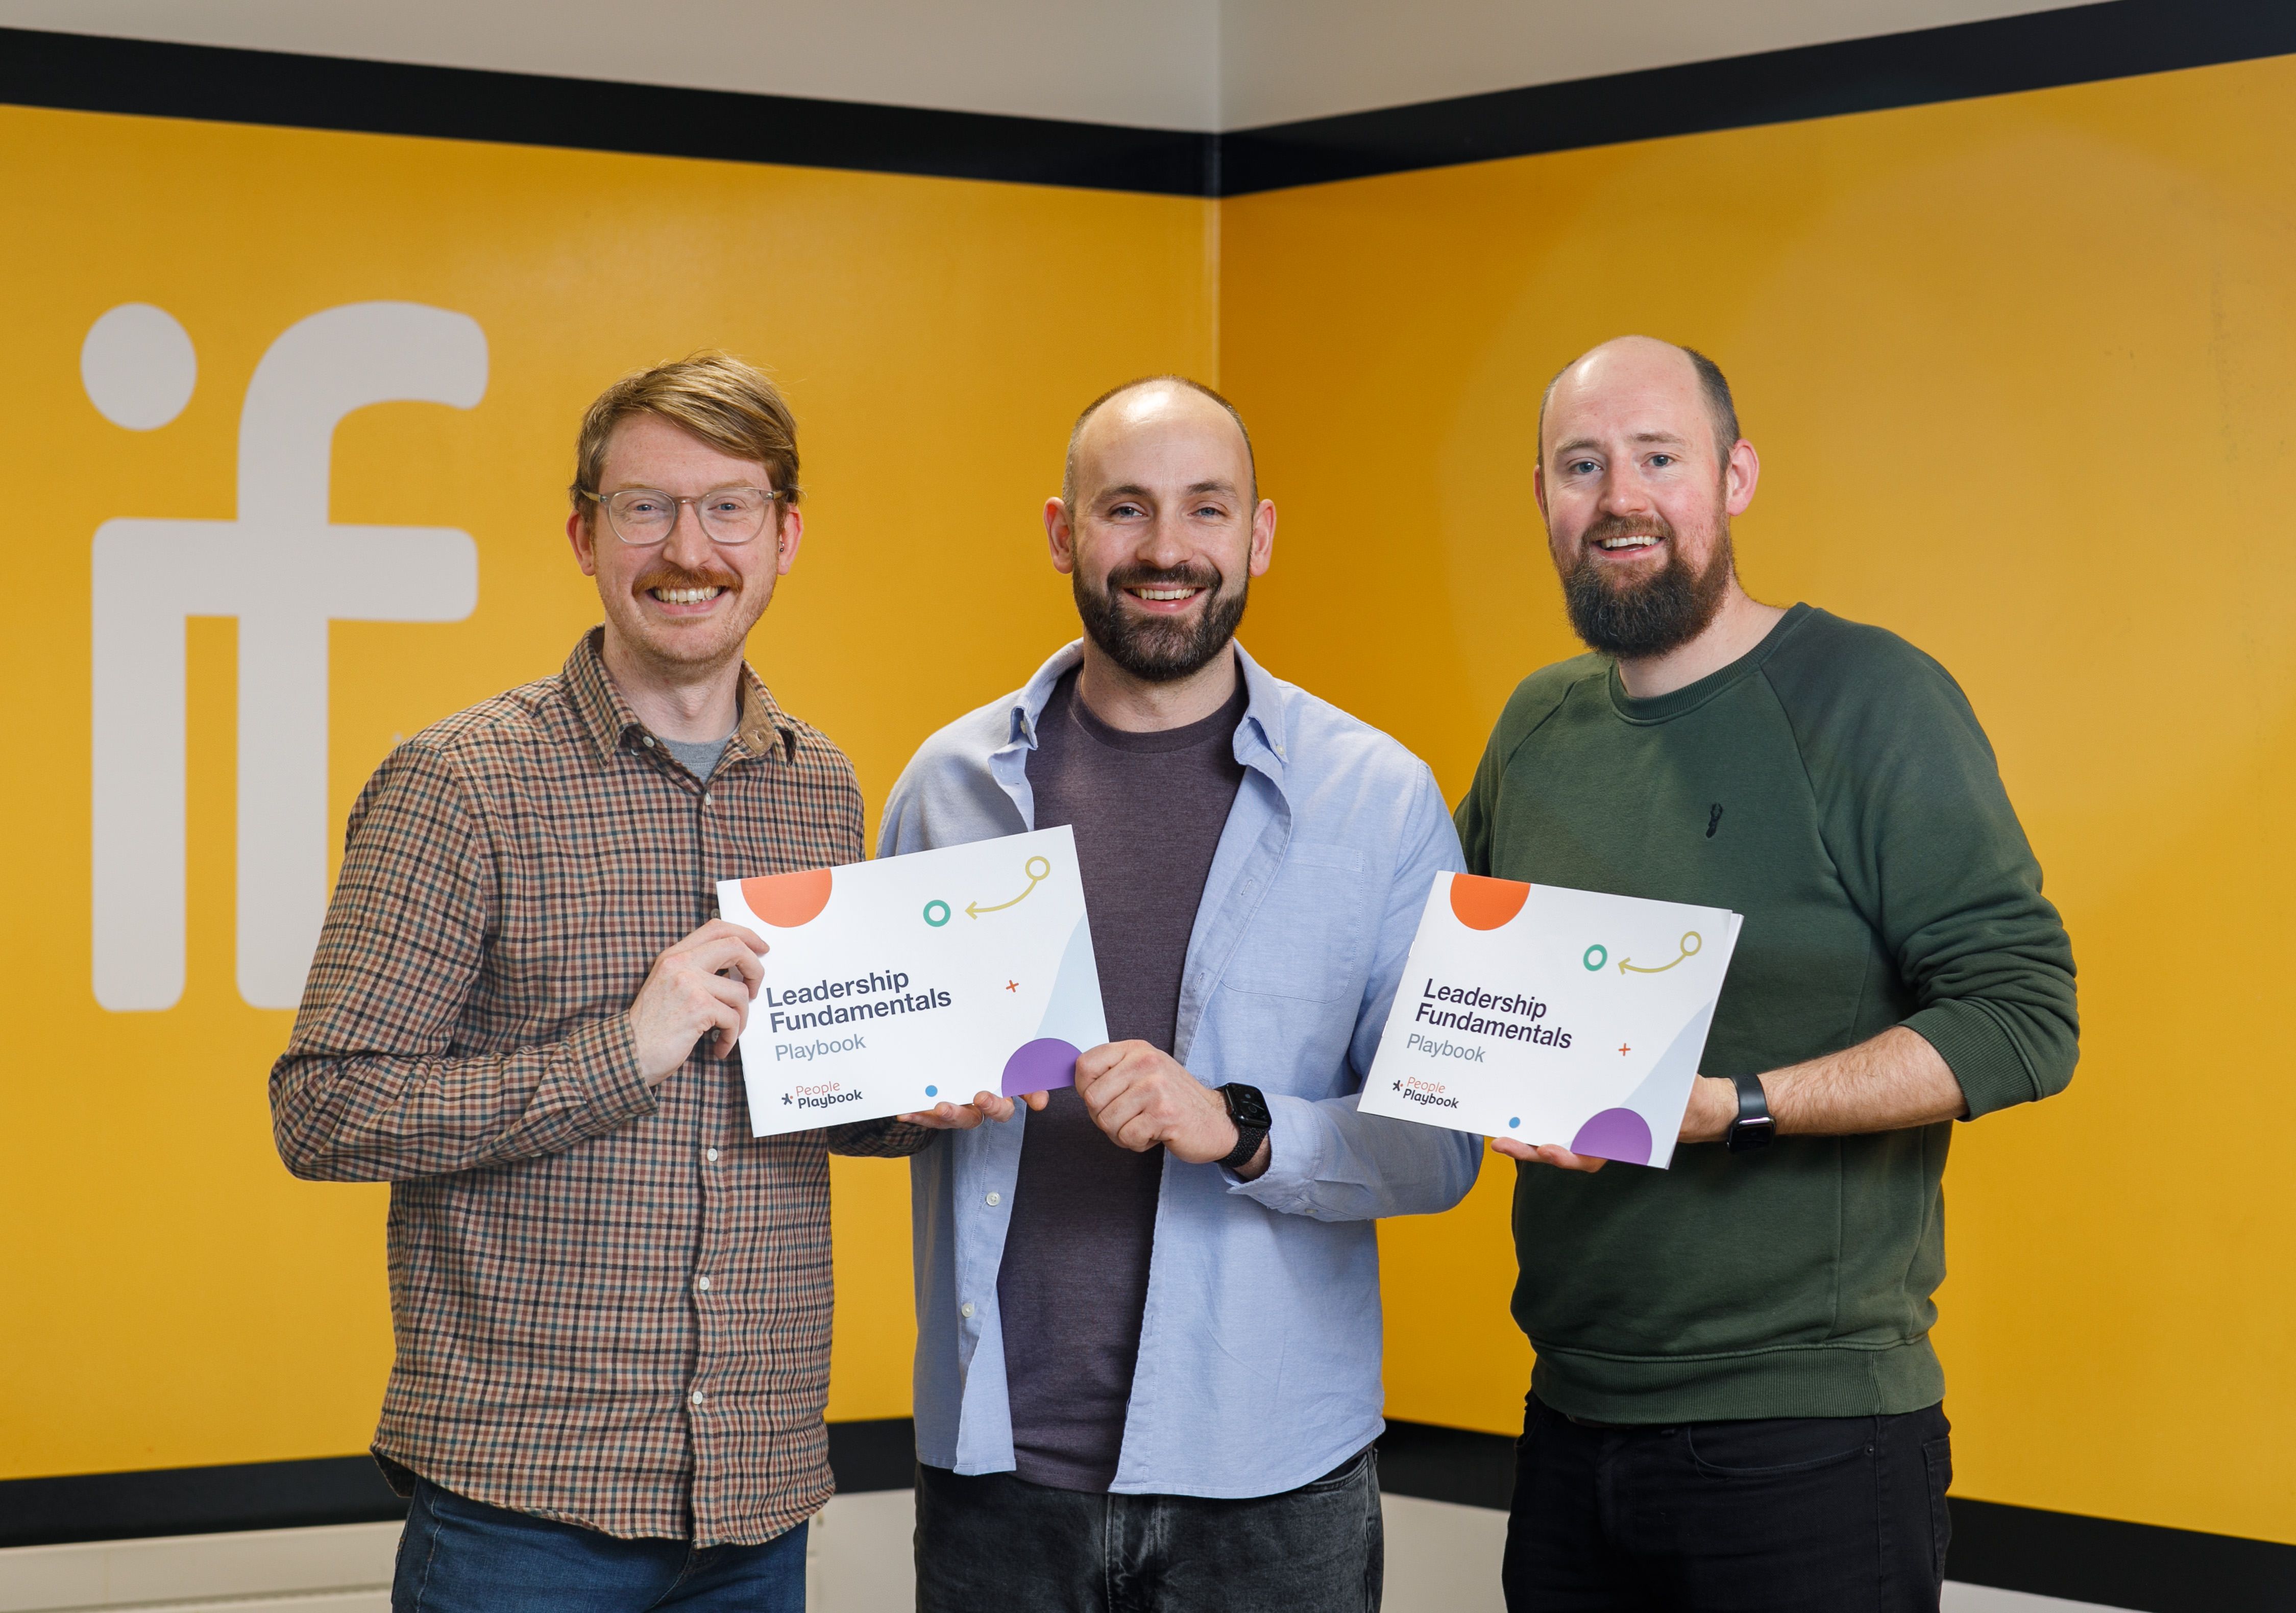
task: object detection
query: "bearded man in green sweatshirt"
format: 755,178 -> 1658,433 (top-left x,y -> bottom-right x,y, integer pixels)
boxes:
1461,335 -> 2078,1613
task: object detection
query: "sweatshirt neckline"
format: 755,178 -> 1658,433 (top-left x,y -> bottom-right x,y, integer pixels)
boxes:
1604,603 -> 1813,725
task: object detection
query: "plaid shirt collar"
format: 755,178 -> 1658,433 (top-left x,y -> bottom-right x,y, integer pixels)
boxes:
563,626 -> 796,769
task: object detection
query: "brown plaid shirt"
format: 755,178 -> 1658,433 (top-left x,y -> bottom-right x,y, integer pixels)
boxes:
271,629 -> 924,1546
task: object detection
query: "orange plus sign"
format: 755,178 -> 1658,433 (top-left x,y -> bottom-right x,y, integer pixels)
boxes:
1618,1044 -> 1631,1056
1006,980 -> 1019,993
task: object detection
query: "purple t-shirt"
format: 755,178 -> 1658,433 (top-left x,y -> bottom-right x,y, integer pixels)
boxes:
997,667 -> 1248,1491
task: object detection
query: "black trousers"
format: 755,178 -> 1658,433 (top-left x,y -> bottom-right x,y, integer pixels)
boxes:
915,1449 -> 1382,1613
1502,1395 -> 1951,1612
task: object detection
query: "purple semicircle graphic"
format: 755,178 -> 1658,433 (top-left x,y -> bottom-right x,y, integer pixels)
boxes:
1002,1037 -> 1082,1097
1569,1107 -> 1652,1166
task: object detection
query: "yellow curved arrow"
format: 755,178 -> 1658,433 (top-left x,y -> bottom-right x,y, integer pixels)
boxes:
967,855 -> 1052,919
1619,930 -> 1703,975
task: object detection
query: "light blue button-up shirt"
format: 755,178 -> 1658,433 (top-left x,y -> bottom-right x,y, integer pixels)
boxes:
878,641 -> 1482,1499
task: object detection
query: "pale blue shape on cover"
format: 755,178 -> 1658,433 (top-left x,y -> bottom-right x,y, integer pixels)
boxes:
1615,998 -> 1721,1164
1033,913 -> 1108,1052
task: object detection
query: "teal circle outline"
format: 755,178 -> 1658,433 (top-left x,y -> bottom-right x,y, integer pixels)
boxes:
1582,943 -> 1607,971
922,899 -> 951,927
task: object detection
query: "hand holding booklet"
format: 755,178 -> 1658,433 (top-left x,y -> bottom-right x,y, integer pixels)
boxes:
716,827 -> 1109,1138
1359,875 -> 1743,1168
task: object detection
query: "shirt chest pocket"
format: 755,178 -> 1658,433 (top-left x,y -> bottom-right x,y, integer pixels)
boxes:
1218,841 -> 1370,1003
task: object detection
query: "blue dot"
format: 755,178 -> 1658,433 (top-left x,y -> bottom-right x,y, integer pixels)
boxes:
924,1085 -> 939,1098
1508,1117 -> 1521,1128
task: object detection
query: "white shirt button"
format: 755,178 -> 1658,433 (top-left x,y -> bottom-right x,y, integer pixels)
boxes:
690,1388 -> 706,1405
703,792 -> 713,808
985,1192 -> 1002,1207
705,1147 -> 720,1163
696,1276 -> 712,1292
641,735 -> 655,747
960,1302 -> 976,1321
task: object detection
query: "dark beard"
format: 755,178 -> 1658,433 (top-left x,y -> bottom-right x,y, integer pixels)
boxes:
1073,561 -> 1248,682
1560,511 -> 1734,659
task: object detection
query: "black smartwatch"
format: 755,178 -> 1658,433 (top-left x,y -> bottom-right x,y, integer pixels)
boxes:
1723,1072 -> 1775,1153
1216,1083 -> 1272,1171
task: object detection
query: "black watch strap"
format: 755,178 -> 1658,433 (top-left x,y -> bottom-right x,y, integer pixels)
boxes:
1217,1083 -> 1272,1171
1724,1072 -> 1775,1153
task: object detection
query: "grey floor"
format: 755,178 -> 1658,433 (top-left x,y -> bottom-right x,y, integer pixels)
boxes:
0,1492 -> 2136,1611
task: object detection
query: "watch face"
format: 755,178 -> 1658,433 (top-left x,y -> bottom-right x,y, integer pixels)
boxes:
1727,1116 -> 1776,1153
1224,1084 -> 1273,1131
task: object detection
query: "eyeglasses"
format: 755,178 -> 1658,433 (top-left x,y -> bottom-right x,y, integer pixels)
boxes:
581,485 -> 780,546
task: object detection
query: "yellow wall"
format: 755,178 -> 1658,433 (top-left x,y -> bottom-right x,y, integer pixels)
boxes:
0,103 -> 1211,1478
11,48 -> 2296,1551
1225,54 -> 2296,1543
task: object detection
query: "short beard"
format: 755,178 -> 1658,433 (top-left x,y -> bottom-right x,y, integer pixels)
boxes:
1073,561 -> 1247,682
1559,510 -> 1734,659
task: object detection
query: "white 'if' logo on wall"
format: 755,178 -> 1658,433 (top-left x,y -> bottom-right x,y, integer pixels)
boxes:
86,302 -> 487,1012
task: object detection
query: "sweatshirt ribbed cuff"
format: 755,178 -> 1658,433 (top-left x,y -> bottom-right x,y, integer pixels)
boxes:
1903,999 -> 2035,1119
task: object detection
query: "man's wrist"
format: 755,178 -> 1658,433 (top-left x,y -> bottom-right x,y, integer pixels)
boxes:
1683,1075 -> 1739,1143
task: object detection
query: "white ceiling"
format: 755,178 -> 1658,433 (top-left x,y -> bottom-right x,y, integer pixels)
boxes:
1219,0 -> 2113,130
0,0 -> 2115,132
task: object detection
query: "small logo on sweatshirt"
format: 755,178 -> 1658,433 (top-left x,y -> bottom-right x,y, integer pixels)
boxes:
1706,803 -> 1725,839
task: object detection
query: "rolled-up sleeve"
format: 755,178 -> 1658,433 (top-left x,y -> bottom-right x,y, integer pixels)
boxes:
1794,653 -> 2079,1118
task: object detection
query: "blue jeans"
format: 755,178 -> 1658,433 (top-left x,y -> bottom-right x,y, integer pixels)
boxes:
392,1479 -> 807,1611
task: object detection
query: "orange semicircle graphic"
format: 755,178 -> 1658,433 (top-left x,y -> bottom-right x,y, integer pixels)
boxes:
1450,873 -> 1530,931
741,868 -> 834,928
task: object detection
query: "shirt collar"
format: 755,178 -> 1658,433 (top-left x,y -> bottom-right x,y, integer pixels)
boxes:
1001,638 -> 1289,776
565,626 -> 795,767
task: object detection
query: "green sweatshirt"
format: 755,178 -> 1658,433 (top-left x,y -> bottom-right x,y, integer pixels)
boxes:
1455,603 -> 2077,1422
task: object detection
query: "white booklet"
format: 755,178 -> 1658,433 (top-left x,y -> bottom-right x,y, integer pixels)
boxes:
716,826 -> 1109,1138
1358,874 -> 1743,1168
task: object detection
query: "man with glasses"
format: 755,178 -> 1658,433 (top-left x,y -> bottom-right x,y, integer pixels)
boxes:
883,376 -> 1482,1612
272,352 -> 915,1610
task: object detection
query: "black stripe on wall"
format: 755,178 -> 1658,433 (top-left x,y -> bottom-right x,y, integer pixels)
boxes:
6,3 -> 2296,198
0,1455 -> 404,1551
0,1421 -> 913,1550
0,26 -> 1213,195
1949,1498 -> 2296,1613
7,1420 -> 2292,1610
1219,0 -> 2296,193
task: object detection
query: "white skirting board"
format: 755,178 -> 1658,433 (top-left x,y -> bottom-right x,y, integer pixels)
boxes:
0,1494 -> 2138,1612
